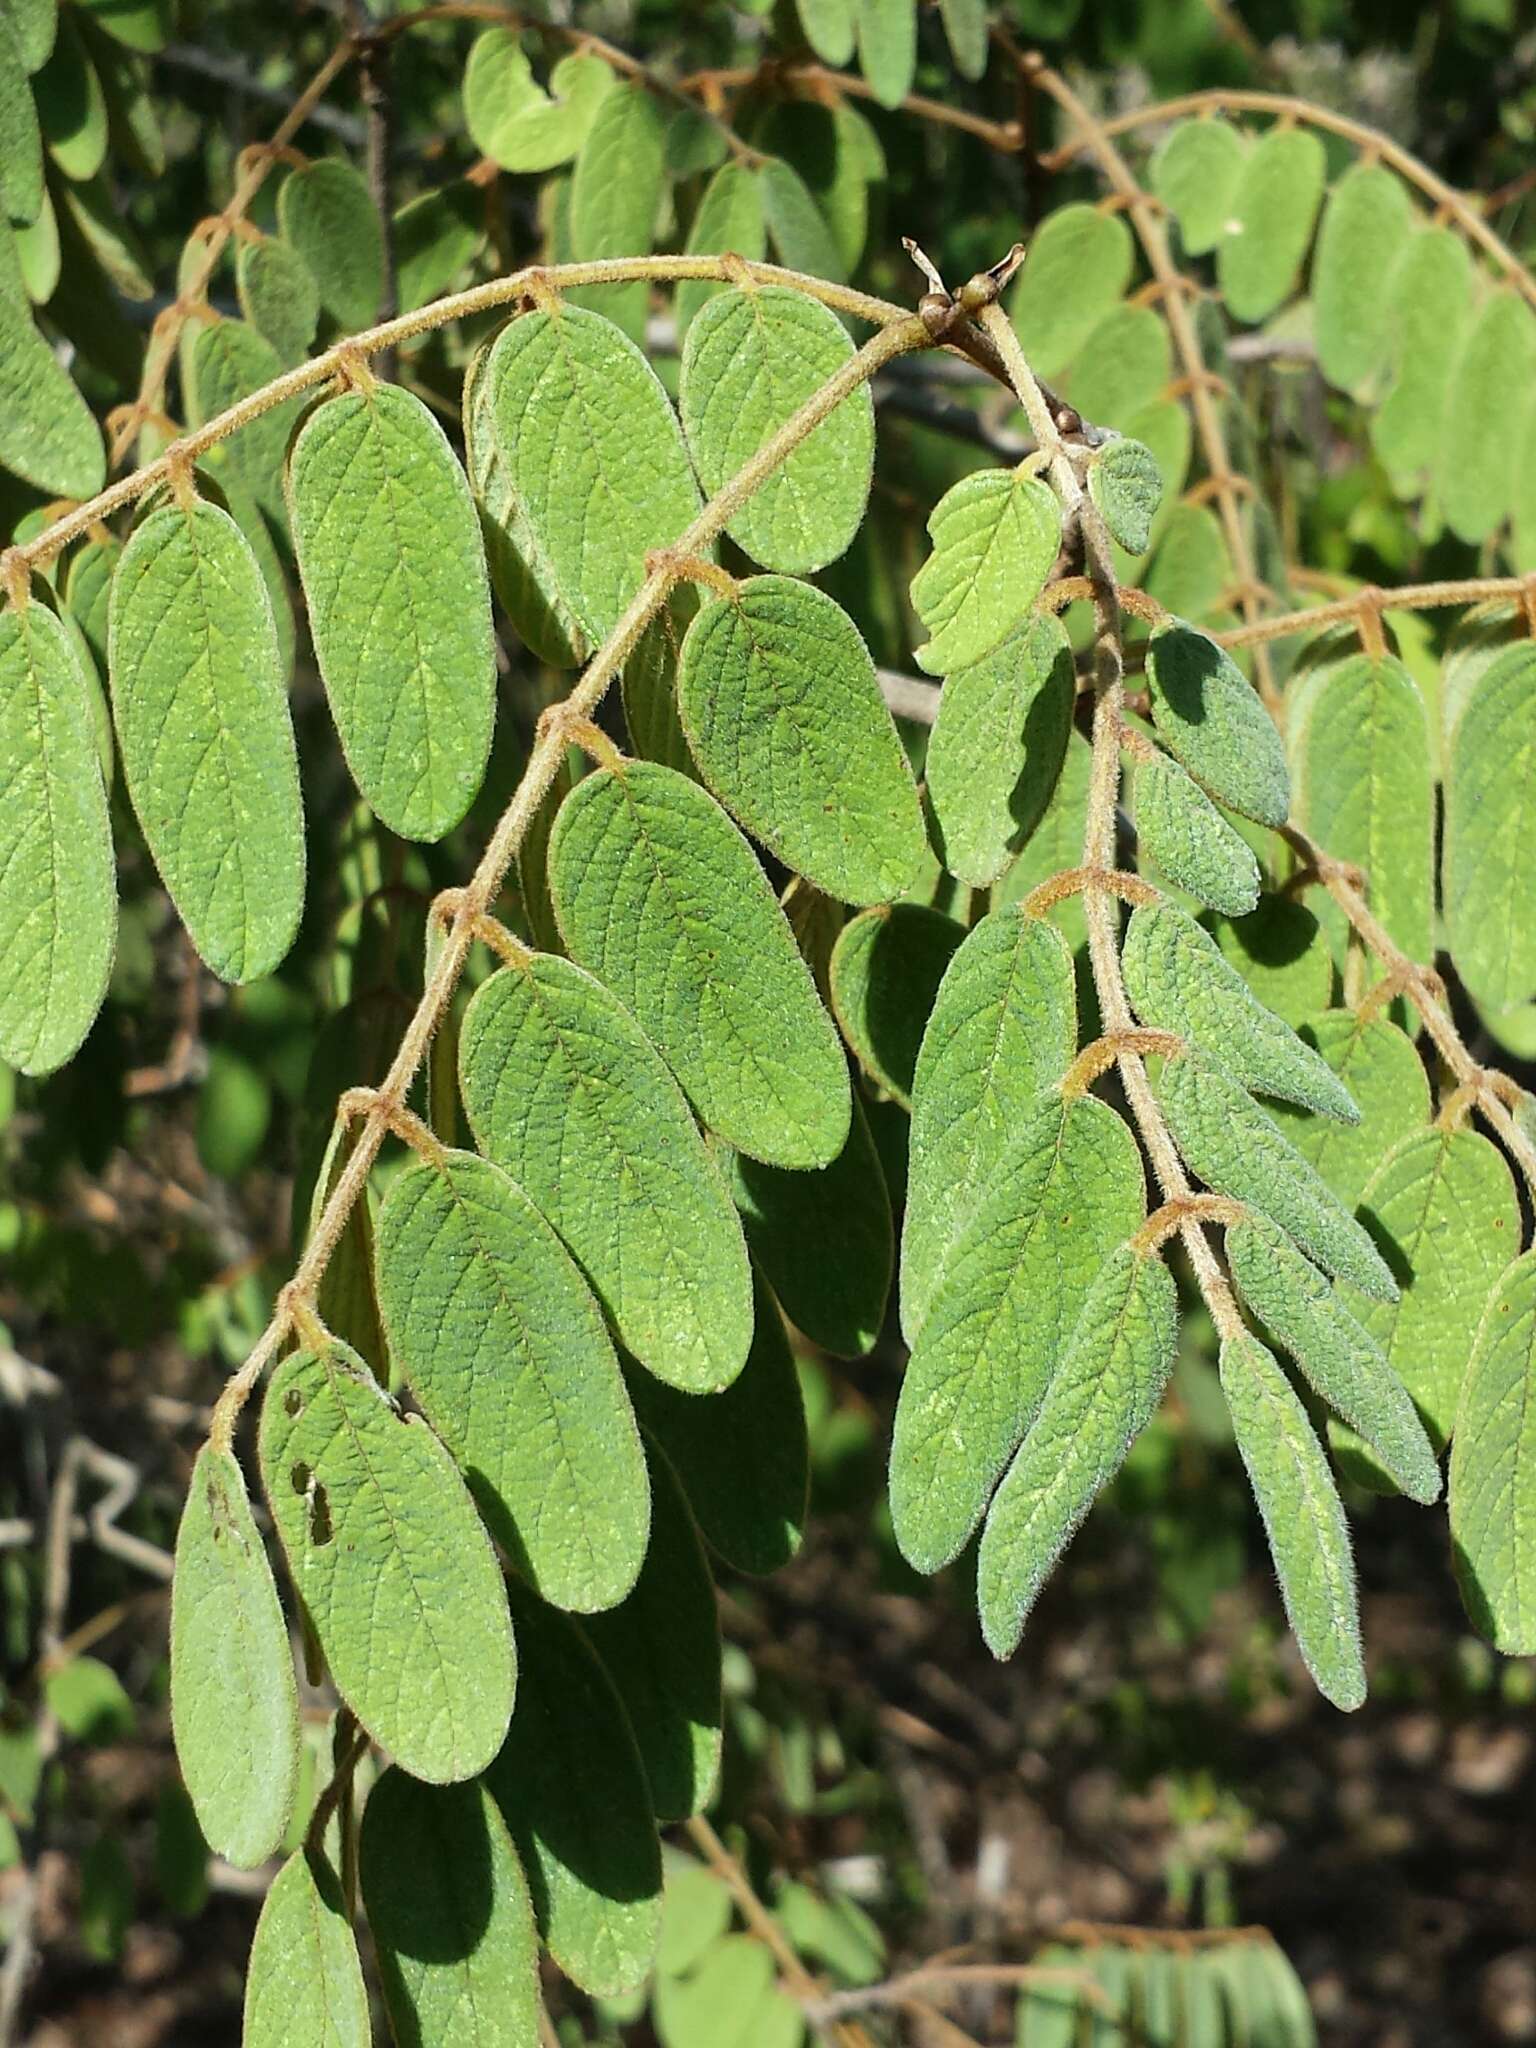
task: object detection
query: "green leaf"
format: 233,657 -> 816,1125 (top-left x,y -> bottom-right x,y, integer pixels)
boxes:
677,160 -> 766,339
892,1093 -> 1145,1572
1014,1943 -> 1082,2046
487,1586 -> 662,1997
288,383 -> 496,843
680,287 -> 874,575
1340,1126 -> 1519,1454
927,613 -> 1075,888
724,1091 -> 892,1360
487,305 -> 702,644
1150,118 -> 1244,256
170,1444 -> 301,1868
1450,1251 -> 1536,1653
627,1274 -> 808,1574
796,0 -> 856,64
1144,502 -> 1231,626
676,576 -> 925,902
1145,619 -> 1290,827
1134,751 -> 1260,917
622,594 -> 698,778
1208,1941 -> 1316,2048
902,907 -> 1078,1344
829,903 -> 963,1108
76,0 -> 168,56
0,599 -> 114,1075
550,760 -> 850,1167
1271,1009 -> 1429,1212
1068,304 -> 1170,429
1154,1049 -> 1397,1300
360,1769 -> 540,2048
1225,1217 -> 1439,1504
939,0 -> 988,78
35,15 -> 107,180
655,1933 -> 803,2048
569,83 -> 666,340
1292,653 -> 1433,968
1443,641 -> 1536,1011
757,101 -> 876,277
1212,896 -> 1332,1030
0,289 -> 104,498
1371,227 -> 1472,484
182,318 -> 298,526
1086,436 -> 1163,554
0,13 -> 44,224
977,1245 -> 1176,1658
1217,126 -> 1325,324
1440,290 -> 1536,543
1221,1334 -> 1364,1709
459,954 -> 752,1392
1008,204 -> 1133,381
994,729 -> 1092,950
464,30 -> 613,172
584,1437 -> 723,1822
8,0 -> 55,75
854,0 -> 915,107
244,1849 -> 368,2048
107,498 -> 303,983
1122,900 -> 1357,1120
45,1655 -> 133,1741
259,1336 -> 516,1783
1312,164 -> 1414,396
911,467 -> 1063,677
394,179 -> 484,315
375,1147 -> 649,1612
657,1860 -> 733,1977
236,233 -> 319,365
277,157 -> 384,331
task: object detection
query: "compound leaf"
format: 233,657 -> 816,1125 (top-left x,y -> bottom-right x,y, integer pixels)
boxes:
1145,619 -> 1290,827
829,903 -> 964,1108
550,760 -> 850,1168
108,497 -> 304,983
911,467 -> 1062,676
1149,117 -> 1244,256
1216,126 -> 1325,323
243,1849 -> 368,2048
1443,640 -> 1536,1012
288,382 -> 496,843
1086,436 -> 1163,555
1008,203 -> 1133,380
259,1335 -> 516,1784
1450,1251 -> 1536,1653
375,1148 -> 650,1614
676,576 -> 925,903
977,1245 -> 1176,1659
458,953 -> 753,1393
1134,751 -> 1260,917
169,1443 -> 300,1869
1313,163 -> 1414,395
1271,1009 -> 1429,1212
277,156 -> 384,331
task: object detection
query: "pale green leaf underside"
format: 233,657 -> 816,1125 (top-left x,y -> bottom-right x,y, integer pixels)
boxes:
243,1850 -> 369,2048
1145,619 -> 1291,827
1134,751 -> 1260,917
1443,641 -> 1536,1012
1008,202 -> 1133,380
183,320 -> 298,526
1441,290 -> 1536,545
276,156 -> 384,331
464,30 -> 614,172
288,383 -> 496,842
375,1149 -> 650,1613
1150,117 -> 1244,256
169,1443 -> 300,1869
259,1337 -> 516,1783
1217,125 -> 1325,324
108,498 -> 303,984
1450,1250 -> 1536,1654
912,466 -> 1062,676
1271,1009 -> 1429,1212
459,954 -> 752,1393
0,601 -> 115,1075
1087,435 -> 1163,555
549,760 -> 850,1169
1371,227 -> 1471,482
1313,162 -> 1414,396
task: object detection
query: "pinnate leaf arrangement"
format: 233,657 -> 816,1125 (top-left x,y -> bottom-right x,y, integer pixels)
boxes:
6,4 -> 1536,2041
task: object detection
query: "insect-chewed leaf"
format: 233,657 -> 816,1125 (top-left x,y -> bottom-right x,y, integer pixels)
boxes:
1134,751 -> 1260,917
1443,641 -> 1536,1012
1145,620 -> 1289,827
0,600 -> 114,1075
1154,1050 -> 1397,1301
1212,895 -> 1333,1029
1149,117 -> 1244,255
1225,1217 -> 1439,1503
1339,1126 -> 1519,1456
1372,227 -> 1472,483
169,1443 -> 299,1869
1271,1009 -> 1428,1211
725,1093 -> 892,1359
235,233 -> 318,366
458,955 -> 752,1393
977,1244 -> 1176,1659
549,761 -> 849,1167
1008,203 -> 1133,380
1450,1251 -> 1536,1653
1216,125 -> 1325,324
1441,291 -> 1536,544
680,286 -> 874,574
487,305 -> 703,644
891,1093 -> 1145,1574
926,613 -> 1075,888
654,1934 -> 803,2048
288,382 -> 496,843
911,467 -> 1062,676
243,1849 -> 368,2048
569,82 -> 665,338
276,156 -> 384,331
676,160 -> 766,338
1086,436 -> 1162,555
1291,653 -> 1433,967
464,29 -> 613,172
487,1585 -> 662,1997
182,319 -> 298,527
829,903 -> 964,1107
375,1148 -> 649,1614
584,1437 -> 723,1822
853,0 -> 915,107
676,576 -> 926,903
107,498 -> 304,984
0,288 -> 104,498
901,907 -> 1078,1344
628,1276 -> 808,1575
1122,901 -> 1356,1121
360,1769 -> 538,2048
1312,164 -> 1413,396
259,1335 -> 516,1783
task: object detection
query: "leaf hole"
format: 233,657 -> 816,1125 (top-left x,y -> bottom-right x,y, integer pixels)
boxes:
284,1386 -> 304,1416
307,1482 -> 333,1549
289,1460 -> 311,1495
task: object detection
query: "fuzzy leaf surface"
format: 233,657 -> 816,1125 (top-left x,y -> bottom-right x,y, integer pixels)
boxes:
1145,620 -> 1290,827
911,468 -> 1062,676
1271,1009 -> 1429,1211
1134,752 -> 1260,917
829,903 -> 964,1108
243,1850 -> 368,2048
1450,1250 -> 1536,1653
1217,126 -> 1325,322
1443,641 -> 1536,1011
